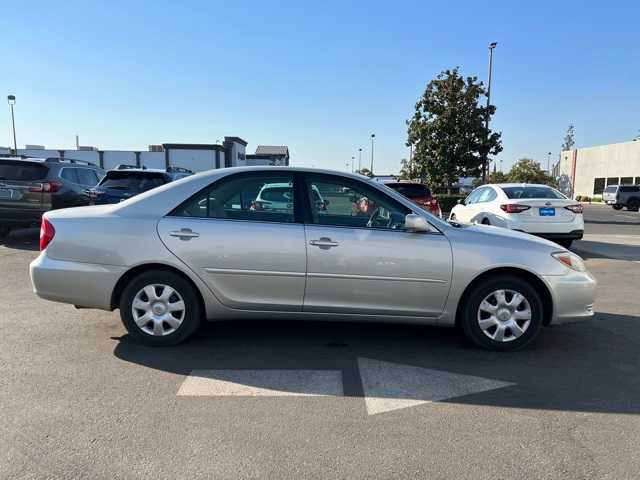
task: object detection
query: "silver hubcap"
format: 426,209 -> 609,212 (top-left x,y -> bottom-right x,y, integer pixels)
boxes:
477,289 -> 532,342
132,284 -> 186,336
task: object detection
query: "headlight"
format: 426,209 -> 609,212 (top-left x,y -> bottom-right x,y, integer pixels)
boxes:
552,251 -> 586,272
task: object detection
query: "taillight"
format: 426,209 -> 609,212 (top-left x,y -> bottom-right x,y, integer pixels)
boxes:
500,204 -> 531,214
564,204 -> 583,214
29,181 -> 63,193
39,217 -> 55,251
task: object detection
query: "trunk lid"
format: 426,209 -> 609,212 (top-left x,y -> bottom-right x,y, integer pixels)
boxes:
505,199 -> 578,223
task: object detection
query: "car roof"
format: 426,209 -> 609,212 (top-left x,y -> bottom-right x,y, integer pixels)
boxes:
488,183 -> 555,188
106,168 -> 168,174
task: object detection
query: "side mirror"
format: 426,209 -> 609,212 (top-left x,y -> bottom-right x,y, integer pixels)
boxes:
405,214 -> 430,233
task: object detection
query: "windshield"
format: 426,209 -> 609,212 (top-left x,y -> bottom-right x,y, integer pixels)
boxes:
99,172 -> 167,191
603,186 -> 618,193
260,187 -> 293,202
386,183 -> 431,198
0,160 -> 48,181
501,186 -> 566,199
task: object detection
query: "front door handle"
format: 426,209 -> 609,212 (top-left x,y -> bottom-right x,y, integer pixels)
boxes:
169,228 -> 200,240
309,237 -> 339,249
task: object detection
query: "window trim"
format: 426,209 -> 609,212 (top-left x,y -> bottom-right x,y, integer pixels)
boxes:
168,170 -> 303,224
300,172 -> 416,233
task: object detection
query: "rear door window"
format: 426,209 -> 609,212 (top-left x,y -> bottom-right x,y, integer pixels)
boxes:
0,160 -> 49,181
60,168 -> 79,183
76,168 -> 99,186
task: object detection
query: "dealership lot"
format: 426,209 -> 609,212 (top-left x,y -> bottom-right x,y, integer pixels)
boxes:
1,204 -> 639,479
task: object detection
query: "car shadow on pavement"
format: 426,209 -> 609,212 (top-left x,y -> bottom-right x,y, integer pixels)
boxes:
573,240 -> 640,261
113,312 -> 640,415
0,228 -> 39,251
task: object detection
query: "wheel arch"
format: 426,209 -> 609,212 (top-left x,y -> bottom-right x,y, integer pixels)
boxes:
110,262 -> 206,317
455,267 -> 554,328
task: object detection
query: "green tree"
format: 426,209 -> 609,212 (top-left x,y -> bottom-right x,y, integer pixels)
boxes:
405,68 -> 502,193
508,158 -> 557,187
561,124 -> 575,151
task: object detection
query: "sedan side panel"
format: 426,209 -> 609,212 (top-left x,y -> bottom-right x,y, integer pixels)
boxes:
158,217 -> 307,311
303,226 -> 453,316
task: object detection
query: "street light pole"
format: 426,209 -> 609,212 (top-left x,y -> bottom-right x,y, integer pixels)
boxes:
482,42 -> 497,183
7,95 -> 17,155
358,148 -> 362,172
351,156 -> 355,173
547,152 -> 552,173
370,134 -> 375,174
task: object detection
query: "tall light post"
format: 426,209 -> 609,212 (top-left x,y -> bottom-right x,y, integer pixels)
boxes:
351,156 -> 355,173
358,148 -> 362,172
370,134 -> 375,174
482,42 -> 497,183
547,151 -> 552,173
7,95 -> 17,155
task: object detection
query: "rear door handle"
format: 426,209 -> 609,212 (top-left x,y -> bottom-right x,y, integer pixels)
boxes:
169,228 -> 200,240
309,237 -> 339,249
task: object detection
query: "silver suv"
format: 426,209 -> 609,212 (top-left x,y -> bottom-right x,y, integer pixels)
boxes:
602,185 -> 640,211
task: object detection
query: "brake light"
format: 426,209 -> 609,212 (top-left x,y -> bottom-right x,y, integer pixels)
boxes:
29,181 -> 62,193
39,217 -> 55,251
500,204 -> 531,214
564,204 -> 583,214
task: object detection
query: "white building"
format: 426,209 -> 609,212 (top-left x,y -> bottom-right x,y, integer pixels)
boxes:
0,137 -> 290,172
553,140 -> 640,198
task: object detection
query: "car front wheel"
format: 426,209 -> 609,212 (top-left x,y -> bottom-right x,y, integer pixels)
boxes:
461,275 -> 544,351
119,270 -> 202,346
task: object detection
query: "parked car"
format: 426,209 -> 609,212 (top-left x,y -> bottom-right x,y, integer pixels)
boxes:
449,183 -> 584,248
253,182 -> 326,213
384,181 -> 442,217
89,165 -> 193,205
30,167 -> 596,351
602,184 -> 640,211
0,156 -> 104,238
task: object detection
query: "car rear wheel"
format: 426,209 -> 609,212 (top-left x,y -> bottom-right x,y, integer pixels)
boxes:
556,239 -> 573,249
0,226 -> 10,239
612,205 -> 623,210
461,275 -> 544,351
119,270 -> 202,346
627,199 -> 640,211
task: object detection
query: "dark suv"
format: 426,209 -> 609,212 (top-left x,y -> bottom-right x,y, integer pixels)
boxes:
89,165 -> 193,205
0,156 -> 104,237
602,184 -> 640,211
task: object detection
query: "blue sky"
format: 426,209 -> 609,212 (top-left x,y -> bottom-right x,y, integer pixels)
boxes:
2,0 -> 639,173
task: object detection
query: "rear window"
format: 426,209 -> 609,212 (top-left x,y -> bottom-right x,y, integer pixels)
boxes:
603,186 -> 618,193
619,186 -> 640,193
99,171 -> 167,191
501,186 -> 566,199
0,160 -> 48,181
386,183 -> 431,198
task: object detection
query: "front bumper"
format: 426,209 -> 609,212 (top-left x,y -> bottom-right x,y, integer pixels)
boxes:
543,269 -> 597,325
30,252 -> 125,310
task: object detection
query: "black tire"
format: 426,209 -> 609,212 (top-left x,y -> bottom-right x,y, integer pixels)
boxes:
0,226 -> 10,239
449,213 -> 456,221
461,274 -> 544,351
627,199 -> 640,211
119,270 -> 202,346
481,218 -> 491,225
556,239 -> 573,249
612,205 -> 623,210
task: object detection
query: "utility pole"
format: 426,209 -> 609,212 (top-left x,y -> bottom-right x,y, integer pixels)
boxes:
7,95 -> 17,155
482,42 -> 497,183
370,134 -> 375,174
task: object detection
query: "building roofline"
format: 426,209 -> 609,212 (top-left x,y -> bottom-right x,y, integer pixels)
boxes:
162,143 -> 225,151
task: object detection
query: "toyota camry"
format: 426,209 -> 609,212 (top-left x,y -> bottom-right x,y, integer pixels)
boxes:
30,167 -> 596,351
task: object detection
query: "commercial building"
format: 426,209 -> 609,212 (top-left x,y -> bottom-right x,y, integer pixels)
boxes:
0,137 -> 290,172
553,140 -> 640,198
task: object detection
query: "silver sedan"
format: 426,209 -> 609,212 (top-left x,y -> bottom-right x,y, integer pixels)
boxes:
30,167 -> 597,351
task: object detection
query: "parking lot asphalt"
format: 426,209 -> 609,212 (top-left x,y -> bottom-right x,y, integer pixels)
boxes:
1,204 -> 639,479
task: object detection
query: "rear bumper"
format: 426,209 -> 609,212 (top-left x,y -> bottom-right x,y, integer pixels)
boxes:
543,270 -> 597,325
535,230 -> 584,240
0,208 -> 46,227
30,252 -> 125,310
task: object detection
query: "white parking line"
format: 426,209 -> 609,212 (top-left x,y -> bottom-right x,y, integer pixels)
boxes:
357,358 -> 515,415
177,369 -> 343,397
